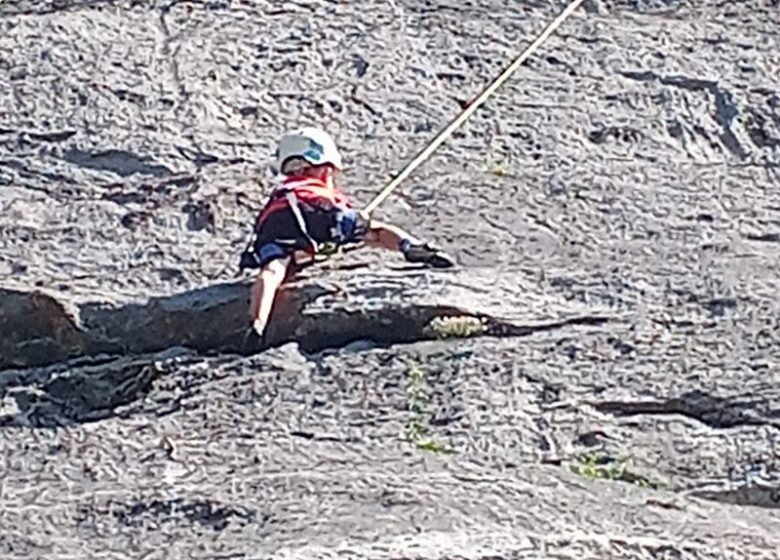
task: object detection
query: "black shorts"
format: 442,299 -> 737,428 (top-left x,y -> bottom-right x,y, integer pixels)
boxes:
240,204 -> 368,269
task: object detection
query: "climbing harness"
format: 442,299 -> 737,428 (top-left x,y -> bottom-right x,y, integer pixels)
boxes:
237,176 -> 360,274
361,0 -> 585,217
284,190 -> 320,253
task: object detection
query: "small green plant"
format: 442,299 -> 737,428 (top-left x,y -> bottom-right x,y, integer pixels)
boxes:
570,453 -> 626,480
485,153 -> 513,178
424,315 -> 487,340
404,364 -> 457,454
569,453 -> 659,489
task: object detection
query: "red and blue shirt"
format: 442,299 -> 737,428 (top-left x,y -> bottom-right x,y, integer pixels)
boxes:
255,175 -> 353,226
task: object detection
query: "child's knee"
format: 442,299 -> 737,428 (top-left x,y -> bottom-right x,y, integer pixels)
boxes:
261,257 -> 288,279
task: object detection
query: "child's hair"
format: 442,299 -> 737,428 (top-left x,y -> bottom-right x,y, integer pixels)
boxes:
280,156 -> 311,176
281,157 -> 338,180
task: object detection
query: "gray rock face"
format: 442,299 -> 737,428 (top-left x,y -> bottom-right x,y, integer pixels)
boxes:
1,0 -> 779,558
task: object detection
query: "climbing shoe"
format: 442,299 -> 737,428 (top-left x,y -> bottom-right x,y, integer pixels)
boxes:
402,241 -> 456,269
241,326 -> 265,354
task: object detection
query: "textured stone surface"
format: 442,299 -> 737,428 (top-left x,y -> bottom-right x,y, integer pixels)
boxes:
1,0 -> 780,558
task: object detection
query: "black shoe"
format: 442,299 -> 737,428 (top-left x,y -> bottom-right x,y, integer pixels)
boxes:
402,242 -> 456,269
241,325 -> 267,353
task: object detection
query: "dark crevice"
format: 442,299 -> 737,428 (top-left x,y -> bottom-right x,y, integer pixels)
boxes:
1,281 -> 612,372
25,130 -> 77,142
0,280 -> 612,426
266,307 -> 609,356
690,485 -> 780,509
745,232 -> 780,244
0,350 -> 194,428
110,498 -> 262,531
593,389 -> 780,430
588,125 -> 643,145
0,0 -> 130,17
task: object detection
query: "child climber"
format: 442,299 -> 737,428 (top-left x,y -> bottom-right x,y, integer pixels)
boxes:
239,126 -> 455,340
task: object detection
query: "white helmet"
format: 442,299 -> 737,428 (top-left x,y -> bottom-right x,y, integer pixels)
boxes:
274,126 -> 343,174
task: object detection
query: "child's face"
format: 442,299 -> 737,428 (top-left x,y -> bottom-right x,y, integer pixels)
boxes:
312,164 -> 341,187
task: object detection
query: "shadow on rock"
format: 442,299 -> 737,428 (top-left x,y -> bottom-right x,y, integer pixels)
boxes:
61,147 -> 173,178
0,288 -> 120,369
2,270 -> 611,372
0,348 -> 195,428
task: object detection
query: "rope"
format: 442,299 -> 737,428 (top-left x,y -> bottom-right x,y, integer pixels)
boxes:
361,0 -> 585,217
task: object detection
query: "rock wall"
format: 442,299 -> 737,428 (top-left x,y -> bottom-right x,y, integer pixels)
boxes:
1,1 -> 779,558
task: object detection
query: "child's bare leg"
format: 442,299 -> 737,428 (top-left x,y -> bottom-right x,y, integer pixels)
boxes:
249,256 -> 291,336
363,220 -> 420,251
